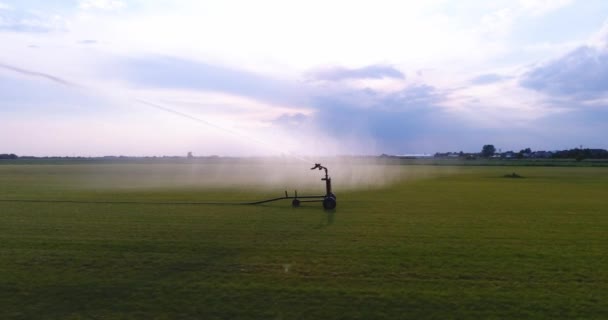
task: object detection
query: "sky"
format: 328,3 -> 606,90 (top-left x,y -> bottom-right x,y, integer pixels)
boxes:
1,0 -> 608,157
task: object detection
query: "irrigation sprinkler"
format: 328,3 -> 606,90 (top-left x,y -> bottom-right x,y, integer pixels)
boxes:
246,163 -> 337,210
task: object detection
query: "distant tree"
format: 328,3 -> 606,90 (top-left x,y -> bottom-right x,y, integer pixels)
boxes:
0,153 -> 18,160
481,145 -> 496,157
552,148 -> 608,160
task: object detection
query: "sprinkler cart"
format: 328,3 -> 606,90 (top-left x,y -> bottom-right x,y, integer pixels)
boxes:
247,163 -> 337,210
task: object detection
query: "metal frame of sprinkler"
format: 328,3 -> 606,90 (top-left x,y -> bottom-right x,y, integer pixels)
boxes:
247,163 -> 337,210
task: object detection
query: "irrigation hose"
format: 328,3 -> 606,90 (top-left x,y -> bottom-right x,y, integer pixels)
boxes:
0,195 -> 326,206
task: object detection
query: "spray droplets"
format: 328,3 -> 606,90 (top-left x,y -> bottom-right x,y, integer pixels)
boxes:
135,99 -> 314,164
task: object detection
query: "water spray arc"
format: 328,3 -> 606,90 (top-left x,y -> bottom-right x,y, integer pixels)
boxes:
134,99 -> 314,164
0,62 -> 315,164
0,63 -> 337,210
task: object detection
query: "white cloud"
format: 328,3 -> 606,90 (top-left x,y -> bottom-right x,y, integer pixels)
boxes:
0,11 -> 69,33
2,0 -> 608,154
588,21 -> 608,48
443,79 -> 560,126
0,2 -> 11,11
519,0 -> 573,16
480,8 -> 515,37
477,0 -> 573,40
79,0 -> 126,10
65,1 -> 505,77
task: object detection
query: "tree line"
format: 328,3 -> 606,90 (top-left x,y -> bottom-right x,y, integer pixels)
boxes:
0,154 -> 18,159
435,145 -> 608,160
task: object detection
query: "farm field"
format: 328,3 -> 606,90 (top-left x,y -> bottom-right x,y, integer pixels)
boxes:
0,161 -> 607,319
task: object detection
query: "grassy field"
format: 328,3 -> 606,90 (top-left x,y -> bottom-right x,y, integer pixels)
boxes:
0,162 -> 607,319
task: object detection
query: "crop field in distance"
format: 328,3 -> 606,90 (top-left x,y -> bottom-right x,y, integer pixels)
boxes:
1,159 -> 607,319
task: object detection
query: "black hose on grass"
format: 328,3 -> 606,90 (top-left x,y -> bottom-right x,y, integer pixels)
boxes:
0,199 -> 263,206
0,195 -> 324,206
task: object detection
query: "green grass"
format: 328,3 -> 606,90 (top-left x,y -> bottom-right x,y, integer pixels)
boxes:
1,163 -> 607,319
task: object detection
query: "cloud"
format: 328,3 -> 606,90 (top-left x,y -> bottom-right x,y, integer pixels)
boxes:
114,55 -> 307,106
477,0 -> 574,39
79,0 -> 126,11
267,84 -> 454,153
78,39 -> 97,44
3,47 -> 607,156
519,0 -> 573,16
479,8 -> 515,38
470,73 -> 512,85
114,56 -> 448,152
3,1 -> 608,156
0,2 -> 11,11
520,45 -> 608,99
271,113 -> 308,127
309,65 -> 405,81
0,9 -> 67,33
108,55 -> 575,153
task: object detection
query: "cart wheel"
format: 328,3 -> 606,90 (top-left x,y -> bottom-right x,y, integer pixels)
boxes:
292,199 -> 301,207
322,197 -> 336,210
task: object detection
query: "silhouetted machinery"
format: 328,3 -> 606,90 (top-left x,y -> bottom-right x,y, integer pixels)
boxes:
248,163 -> 337,210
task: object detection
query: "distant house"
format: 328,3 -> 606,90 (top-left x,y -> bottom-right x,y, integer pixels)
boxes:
502,151 -> 516,159
532,151 -> 553,158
